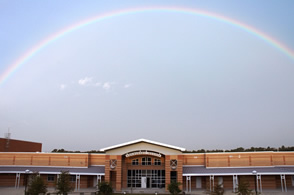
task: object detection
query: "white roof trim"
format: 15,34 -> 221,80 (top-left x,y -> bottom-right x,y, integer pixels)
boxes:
206,166 -> 276,169
0,165 -> 89,168
183,172 -> 294,176
100,138 -> 186,152
0,171 -> 105,176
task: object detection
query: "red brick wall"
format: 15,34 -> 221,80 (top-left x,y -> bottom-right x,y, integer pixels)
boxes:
0,138 -> 42,152
0,153 -> 89,167
183,152 -> 294,167
0,174 -> 16,186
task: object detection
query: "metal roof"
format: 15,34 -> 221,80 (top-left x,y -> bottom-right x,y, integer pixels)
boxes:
0,166 -> 105,175
183,166 -> 294,176
100,138 -> 186,152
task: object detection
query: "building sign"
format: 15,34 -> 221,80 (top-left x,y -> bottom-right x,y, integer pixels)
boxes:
110,159 -> 117,169
125,151 -> 162,158
170,159 -> 177,170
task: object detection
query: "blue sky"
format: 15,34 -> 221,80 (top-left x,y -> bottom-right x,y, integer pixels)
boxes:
0,0 -> 294,152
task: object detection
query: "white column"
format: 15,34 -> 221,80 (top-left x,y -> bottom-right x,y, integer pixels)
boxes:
186,176 -> 191,192
186,176 -> 188,192
210,175 -> 214,192
256,175 -> 262,193
75,175 -> 77,191
75,175 -> 81,191
233,175 -> 238,193
189,176 -> 191,192
78,175 -> 81,191
280,175 -> 287,192
96,175 -> 100,189
15,173 -> 20,189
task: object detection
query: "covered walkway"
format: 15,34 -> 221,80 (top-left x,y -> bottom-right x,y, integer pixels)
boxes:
183,166 -> 294,193
0,165 -> 105,191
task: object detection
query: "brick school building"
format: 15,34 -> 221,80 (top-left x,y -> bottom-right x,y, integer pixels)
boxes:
0,139 -> 293,193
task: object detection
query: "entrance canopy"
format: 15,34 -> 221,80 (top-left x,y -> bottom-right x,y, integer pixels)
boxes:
100,139 -> 186,155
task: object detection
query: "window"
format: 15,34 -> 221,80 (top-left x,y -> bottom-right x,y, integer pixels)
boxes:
127,169 -> 165,188
70,175 -> 76,182
171,171 -> 177,183
142,157 -> 151,165
132,159 -> 139,165
196,177 -> 202,188
47,174 -> 55,182
154,159 -> 161,165
218,176 -> 223,187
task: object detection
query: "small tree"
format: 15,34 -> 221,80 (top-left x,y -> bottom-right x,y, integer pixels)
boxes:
235,181 -> 253,195
168,181 -> 181,195
56,171 -> 74,195
26,174 -> 47,195
206,183 -> 224,195
97,181 -> 113,195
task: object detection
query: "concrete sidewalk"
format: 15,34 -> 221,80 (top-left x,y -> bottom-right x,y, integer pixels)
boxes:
0,187 -> 293,195
0,187 -> 97,195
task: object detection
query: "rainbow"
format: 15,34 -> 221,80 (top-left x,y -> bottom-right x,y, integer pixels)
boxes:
1,6 -> 294,86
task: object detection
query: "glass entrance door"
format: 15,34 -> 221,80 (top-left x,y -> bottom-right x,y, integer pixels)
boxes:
127,170 -> 165,188
141,177 -> 147,188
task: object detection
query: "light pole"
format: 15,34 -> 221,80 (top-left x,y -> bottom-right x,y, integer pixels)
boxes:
252,170 -> 257,195
24,169 -> 30,195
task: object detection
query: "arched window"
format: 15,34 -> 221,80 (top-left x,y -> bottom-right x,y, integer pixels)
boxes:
142,157 -> 152,165
154,159 -> 161,165
132,159 -> 139,165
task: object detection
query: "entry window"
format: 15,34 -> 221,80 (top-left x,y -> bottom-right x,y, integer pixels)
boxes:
154,159 -> 161,165
132,159 -> 139,165
127,169 -> 165,188
218,176 -> 223,187
196,177 -> 202,189
142,157 -> 152,165
70,175 -> 76,182
171,171 -> 177,183
47,174 -> 55,182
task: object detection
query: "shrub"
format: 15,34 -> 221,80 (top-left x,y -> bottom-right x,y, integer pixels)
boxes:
235,181 -> 253,195
97,181 -> 113,195
26,174 -> 47,195
168,181 -> 181,195
206,183 -> 224,195
55,171 -> 74,195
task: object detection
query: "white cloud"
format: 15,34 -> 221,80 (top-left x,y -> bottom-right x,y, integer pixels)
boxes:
103,82 -> 111,90
124,84 -> 131,88
95,82 -> 101,87
60,84 -> 66,90
78,77 -> 93,86
75,78 -> 120,91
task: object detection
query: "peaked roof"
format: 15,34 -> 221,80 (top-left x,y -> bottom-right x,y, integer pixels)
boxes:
100,138 -> 186,152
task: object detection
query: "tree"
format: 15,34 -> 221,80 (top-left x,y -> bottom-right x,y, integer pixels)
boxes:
56,171 -> 74,195
26,174 -> 47,195
168,181 -> 181,195
206,184 -> 224,195
97,181 -> 113,195
212,184 -> 224,195
235,181 -> 253,195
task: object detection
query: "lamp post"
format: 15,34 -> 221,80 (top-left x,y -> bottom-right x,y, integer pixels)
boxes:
24,169 -> 30,195
252,170 -> 257,195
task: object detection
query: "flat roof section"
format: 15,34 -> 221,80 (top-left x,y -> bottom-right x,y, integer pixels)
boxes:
183,166 -> 294,176
0,166 -> 105,175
